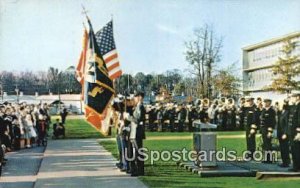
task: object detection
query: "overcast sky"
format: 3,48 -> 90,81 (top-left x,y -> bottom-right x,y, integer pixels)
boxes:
0,0 -> 299,74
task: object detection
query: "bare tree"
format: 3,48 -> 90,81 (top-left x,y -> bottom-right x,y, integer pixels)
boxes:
207,29 -> 223,98
184,25 -> 222,98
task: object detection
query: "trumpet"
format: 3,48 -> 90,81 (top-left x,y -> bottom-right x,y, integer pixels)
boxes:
226,98 -> 235,108
201,98 -> 210,108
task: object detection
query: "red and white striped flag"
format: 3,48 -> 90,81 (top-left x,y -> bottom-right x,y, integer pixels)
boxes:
95,20 -> 122,79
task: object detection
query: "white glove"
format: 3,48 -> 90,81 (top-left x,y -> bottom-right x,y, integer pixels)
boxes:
294,133 -> 300,141
282,134 -> 287,140
250,129 -> 256,135
267,132 -> 272,138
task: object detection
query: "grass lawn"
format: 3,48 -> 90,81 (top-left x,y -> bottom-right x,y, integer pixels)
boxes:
100,132 -> 300,188
51,116 -> 104,139
58,116 -> 244,140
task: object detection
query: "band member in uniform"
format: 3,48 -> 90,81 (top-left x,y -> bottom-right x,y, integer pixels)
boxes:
167,103 -> 175,132
187,105 -> 197,132
241,96 -> 259,159
177,104 -> 186,132
277,100 -> 291,167
208,100 -> 218,125
237,97 -> 246,130
256,97 -> 263,128
156,104 -> 163,132
260,98 -> 276,163
218,98 -> 228,130
288,93 -> 300,172
162,104 -> 169,131
148,105 -> 156,132
199,99 -> 209,124
226,98 -> 237,130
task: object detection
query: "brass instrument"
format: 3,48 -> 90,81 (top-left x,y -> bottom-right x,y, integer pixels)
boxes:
201,98 -> 210,107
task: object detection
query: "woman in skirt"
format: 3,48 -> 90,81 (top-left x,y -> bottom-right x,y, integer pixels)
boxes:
25,114 -> 37,147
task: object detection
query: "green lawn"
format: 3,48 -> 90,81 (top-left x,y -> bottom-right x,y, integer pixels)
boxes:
51,117 -> 105,139
57,117 -> 244,140
100,133 -> 300,188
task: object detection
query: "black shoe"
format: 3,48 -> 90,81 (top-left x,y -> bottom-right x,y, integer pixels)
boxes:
115,163 -> 122,168
120,168 -> 127,172
131,173 -> 139,177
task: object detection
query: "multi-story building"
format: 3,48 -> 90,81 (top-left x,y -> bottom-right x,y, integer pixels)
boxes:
242,32 -> 300,101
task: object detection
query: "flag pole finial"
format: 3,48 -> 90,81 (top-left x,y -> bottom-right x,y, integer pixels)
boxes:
81,4 -> 89,21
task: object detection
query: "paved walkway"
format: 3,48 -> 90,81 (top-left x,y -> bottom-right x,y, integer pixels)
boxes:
0,146 -> 45,188
0,139 -> 146,188
34,139 -> 147,188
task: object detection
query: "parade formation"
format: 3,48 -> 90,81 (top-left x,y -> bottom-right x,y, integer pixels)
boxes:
111,92 -> 300,175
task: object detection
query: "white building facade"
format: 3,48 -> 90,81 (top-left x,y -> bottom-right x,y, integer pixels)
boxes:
242,32 -> 300,101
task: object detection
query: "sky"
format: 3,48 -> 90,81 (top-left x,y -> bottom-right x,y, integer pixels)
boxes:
0,0 -> 299,75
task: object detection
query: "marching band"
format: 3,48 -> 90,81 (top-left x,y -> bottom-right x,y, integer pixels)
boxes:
111,93 -> 300,173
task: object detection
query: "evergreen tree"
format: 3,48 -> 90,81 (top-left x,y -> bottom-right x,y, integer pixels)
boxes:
268,38 -> 300,94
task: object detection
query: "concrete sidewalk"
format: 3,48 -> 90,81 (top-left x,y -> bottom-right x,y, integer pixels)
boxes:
34,139 -> 147,188
0,146 -> 45,188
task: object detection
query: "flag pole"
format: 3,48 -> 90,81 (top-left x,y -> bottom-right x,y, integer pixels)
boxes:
82,22 -> 87,30
81,4 -> 90,21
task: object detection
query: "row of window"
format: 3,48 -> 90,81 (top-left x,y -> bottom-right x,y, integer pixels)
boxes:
245,70 -> 300,90
246,37 -> 300,69
245,69 -> 273,88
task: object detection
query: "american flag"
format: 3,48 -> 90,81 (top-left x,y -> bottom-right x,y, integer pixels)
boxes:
95,20 -> 122,80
